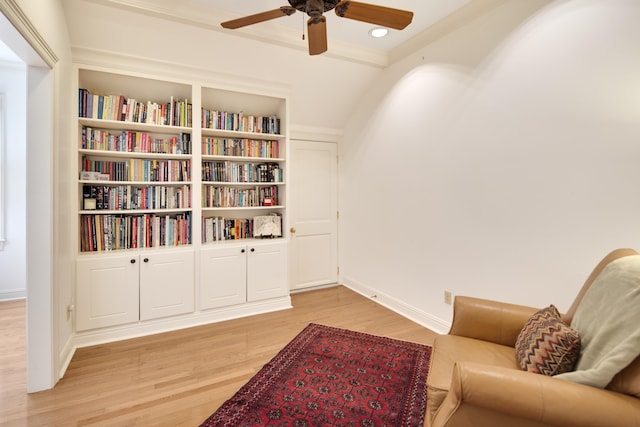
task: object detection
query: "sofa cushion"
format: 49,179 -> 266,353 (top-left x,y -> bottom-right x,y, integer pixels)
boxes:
427,334 -> 517,424
515,305 -> 581,376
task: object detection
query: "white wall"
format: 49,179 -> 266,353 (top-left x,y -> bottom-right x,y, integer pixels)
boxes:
340,0 -> 640,331
0,63 -> 26,300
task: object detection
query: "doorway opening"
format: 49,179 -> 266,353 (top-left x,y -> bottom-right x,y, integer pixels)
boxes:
0,7 -> 56,393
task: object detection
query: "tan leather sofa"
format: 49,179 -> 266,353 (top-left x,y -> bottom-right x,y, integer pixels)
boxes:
426,248 -> 640,427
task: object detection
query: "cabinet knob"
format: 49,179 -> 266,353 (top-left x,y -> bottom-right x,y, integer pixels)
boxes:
130,259 -> 136,264
290,227 -> 296,233
143,257 -> 149,263
241,249 -> 245,253
251,248 -> 255,252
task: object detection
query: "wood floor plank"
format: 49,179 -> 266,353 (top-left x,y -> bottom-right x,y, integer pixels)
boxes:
0,286 -> 437,426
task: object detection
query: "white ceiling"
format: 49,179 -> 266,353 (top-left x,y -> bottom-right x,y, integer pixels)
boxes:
195,0 -> 472,52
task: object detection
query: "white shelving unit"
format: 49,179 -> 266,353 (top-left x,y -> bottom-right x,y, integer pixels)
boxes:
73,66 -> 290,344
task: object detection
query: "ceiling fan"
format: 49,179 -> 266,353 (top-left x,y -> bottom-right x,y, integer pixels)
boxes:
220,0 -> 414,55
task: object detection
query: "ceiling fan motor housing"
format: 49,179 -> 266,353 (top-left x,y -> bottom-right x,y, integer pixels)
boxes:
288,0 -> 341,17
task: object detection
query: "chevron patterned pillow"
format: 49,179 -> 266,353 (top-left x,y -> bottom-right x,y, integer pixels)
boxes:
515,305 -> 581,376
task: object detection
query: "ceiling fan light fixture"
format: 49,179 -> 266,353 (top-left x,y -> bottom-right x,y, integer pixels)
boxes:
221,1 -> 413,55
369,27 -> 389,38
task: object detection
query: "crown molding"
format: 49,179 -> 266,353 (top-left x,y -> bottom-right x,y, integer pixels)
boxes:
0,0 -> 58,68
86,0 -> 388,68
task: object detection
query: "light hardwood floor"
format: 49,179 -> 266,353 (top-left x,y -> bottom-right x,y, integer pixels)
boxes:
0,286 -> 438,426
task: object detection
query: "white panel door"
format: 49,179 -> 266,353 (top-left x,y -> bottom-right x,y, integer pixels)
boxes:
76,255 -> 139,331
139,249 -> 194,320
199,244 -> 248,310
289,140 -> 338,290
247,240 -> 288,301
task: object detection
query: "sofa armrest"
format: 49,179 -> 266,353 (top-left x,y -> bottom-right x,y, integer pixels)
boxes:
431,362 -> 640,427
448,296 -> 538,347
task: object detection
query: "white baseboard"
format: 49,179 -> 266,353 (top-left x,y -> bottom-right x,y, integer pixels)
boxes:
58,334 -> 76,381
342,277 -> 451,335
290,283 -> 339,294
0,289 -> 26,301
71,296 -> 292,350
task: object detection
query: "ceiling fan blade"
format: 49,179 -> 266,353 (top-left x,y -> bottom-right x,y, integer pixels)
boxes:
307,16 -> 328,55
335,1 -> 413,30
221,6 -> 296,29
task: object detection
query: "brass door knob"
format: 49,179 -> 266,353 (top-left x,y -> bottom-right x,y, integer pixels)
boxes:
290,227 -> 296,233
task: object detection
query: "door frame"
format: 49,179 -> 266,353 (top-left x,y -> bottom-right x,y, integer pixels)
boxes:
0,2 -> 57,392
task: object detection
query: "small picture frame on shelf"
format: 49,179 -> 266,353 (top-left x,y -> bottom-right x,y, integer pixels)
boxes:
253,214 -> 282,238
83,198 -> 97,210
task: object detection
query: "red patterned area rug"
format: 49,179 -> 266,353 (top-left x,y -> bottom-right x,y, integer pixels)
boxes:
200,323 -> 432,427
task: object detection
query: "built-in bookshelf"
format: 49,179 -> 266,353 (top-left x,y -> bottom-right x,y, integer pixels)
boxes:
200,86 -> 286,244
77,70 -> 193,253
74,66 -> 290,340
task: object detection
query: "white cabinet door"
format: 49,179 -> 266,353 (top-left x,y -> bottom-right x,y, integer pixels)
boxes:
247,241 -> 288,302
76,255 -> 139,331
139,250 -> 195,321
199,244 -> 248,310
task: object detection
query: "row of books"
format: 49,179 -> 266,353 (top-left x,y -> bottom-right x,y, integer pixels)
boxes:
202,217 -> 254,242
80,213 -> 191,252
78,88 -> 193,127
202,185 -> 278,208
81,156 -> 191,182
82,126 -> 192,155
82,184 -> 191,211
201,137 -> 280,158
201,109 -> 280,135
201,161 -> 283,183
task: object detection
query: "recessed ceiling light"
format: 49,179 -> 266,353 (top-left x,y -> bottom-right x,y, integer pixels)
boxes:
368,27 -> 389,38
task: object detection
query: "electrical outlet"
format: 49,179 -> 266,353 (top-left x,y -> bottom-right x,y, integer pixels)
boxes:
444,290 -> 452,305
